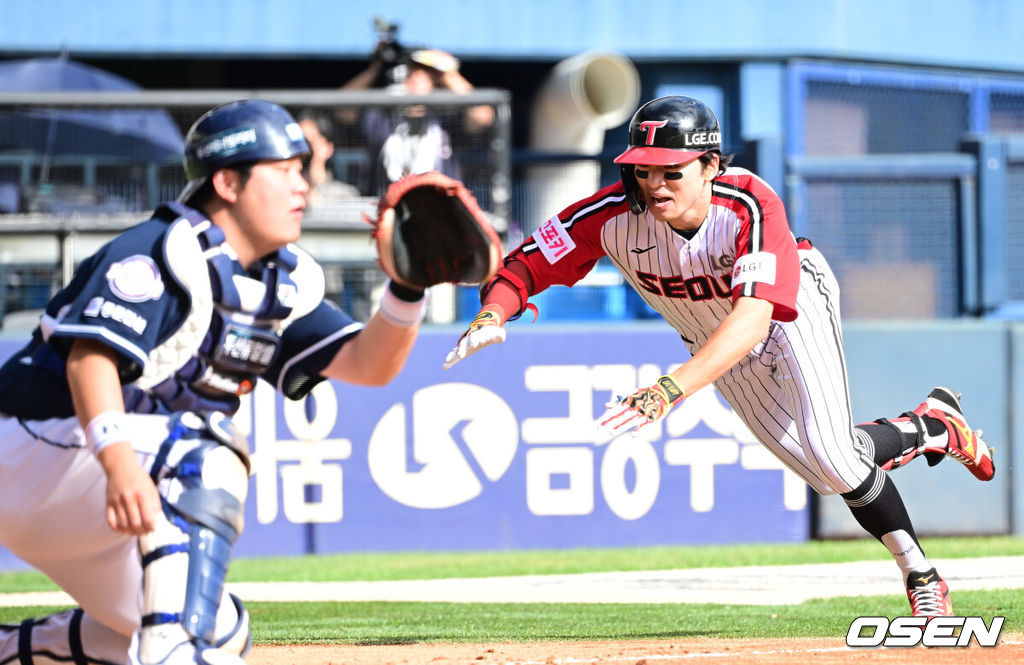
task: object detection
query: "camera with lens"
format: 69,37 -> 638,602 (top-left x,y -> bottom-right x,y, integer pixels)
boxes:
371,17 -> 411,89
373,17 -> 407,67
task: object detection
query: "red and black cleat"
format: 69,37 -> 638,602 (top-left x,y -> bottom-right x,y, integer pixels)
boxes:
910,387 -> 995,482
905,567 -> 953,617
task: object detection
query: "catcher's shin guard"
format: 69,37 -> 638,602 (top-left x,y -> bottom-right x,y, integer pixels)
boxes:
132,412 -> 252,665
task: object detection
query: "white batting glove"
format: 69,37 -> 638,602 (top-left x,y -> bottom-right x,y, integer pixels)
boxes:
598,375 -> 687,435
443,306 -> 507,369
599,398 -> 649,435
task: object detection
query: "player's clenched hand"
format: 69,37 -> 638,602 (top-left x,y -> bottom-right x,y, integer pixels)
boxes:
443,305 -> 507,369
600,375 -> 687,434
97,442 -> 161,535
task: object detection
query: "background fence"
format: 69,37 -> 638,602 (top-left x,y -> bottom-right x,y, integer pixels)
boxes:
5,62 -> 1024,327
785,60 -> 1024,320
0,60 -> 1022,554
0,89 -> 513,326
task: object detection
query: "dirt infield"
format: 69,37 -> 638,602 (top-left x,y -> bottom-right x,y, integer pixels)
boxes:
247,636 -> 1024,665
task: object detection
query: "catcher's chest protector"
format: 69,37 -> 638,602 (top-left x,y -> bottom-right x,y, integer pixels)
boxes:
128,203 -> 303,415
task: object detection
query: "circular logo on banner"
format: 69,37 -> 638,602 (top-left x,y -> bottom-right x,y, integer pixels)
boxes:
368,383 -> 518,509
105,255 -> 165,302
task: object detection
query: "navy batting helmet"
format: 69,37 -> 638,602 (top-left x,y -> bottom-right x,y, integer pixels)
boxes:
178,99 -> 311,204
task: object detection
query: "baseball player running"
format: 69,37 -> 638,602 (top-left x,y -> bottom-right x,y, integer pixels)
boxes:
0,100 -> 431,664
445,95 -> 995,618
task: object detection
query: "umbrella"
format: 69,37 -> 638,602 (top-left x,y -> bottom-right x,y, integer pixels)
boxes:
0,57 -> 185,167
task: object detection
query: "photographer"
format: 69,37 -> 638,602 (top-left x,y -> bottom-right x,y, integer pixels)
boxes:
339,19 -> 407,93
339,20 -> 494,194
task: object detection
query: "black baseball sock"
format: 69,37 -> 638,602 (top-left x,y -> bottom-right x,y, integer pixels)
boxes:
856,417 -> 946,467
841,466 -> 931,582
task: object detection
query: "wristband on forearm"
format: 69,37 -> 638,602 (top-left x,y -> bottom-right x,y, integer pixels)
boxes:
378,279 -> 428,327
84,410 -> 128,455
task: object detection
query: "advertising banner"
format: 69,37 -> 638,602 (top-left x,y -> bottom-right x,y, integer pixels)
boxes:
0,327 -> 808,568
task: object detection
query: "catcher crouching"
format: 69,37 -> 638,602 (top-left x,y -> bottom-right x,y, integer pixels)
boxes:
0,103 -> 501,665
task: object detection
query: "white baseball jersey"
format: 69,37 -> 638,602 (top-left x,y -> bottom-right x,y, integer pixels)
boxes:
515,167 -> 873,495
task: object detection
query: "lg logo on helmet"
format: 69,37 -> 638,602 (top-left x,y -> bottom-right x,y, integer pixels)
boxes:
639,121 -> 720,148
684,130 -> 720,147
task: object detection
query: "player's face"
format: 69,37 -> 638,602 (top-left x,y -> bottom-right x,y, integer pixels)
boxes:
233,158 -> 309,255
633,157 -> 716,230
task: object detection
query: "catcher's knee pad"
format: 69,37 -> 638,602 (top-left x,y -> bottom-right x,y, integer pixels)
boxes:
134,412 -> 251,665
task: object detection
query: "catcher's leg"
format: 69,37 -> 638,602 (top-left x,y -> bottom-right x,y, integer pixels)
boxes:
0,607 -> 131,664
0,415 -> 143,663
131,412 -> 252,665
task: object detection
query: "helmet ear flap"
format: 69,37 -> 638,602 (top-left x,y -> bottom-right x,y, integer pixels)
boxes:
620,164 -> 645,215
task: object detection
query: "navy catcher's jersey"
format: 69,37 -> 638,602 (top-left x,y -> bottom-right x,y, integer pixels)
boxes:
0,205 -> 361,420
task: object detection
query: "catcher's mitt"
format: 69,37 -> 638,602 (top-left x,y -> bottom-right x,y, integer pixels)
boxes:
370,172 -> 502,290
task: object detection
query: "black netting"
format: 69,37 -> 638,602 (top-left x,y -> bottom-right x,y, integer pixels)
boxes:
990,92 -> 1024,132
1006,162 -> 1024,301
803,178 -> 960,319
0,263 -> 60,324
0,101 -> 503,218
804,82 -> 970,155
0,98 -> 510,328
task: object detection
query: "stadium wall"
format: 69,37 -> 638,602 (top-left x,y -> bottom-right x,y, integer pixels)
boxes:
0,322 -> 1014,569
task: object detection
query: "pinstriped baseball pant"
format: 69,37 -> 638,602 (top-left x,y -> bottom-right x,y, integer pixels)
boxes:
713,247 -> 874,496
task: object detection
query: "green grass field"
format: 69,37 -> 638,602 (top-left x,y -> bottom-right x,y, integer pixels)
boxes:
1,536 -> 1020,644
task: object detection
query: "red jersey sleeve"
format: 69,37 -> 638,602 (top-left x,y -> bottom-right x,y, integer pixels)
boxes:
509,182 -> 630,294
715,173 -> 800,322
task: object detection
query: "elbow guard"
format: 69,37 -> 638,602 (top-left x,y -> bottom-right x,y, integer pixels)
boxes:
479,265 -> 538,322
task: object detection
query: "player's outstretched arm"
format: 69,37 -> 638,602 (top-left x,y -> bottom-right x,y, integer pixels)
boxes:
324,281 -> 425,385
599,296 -> 774,435
675,295 -> 774,394
443,259 -> 534,369
443,303 -> 507,369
